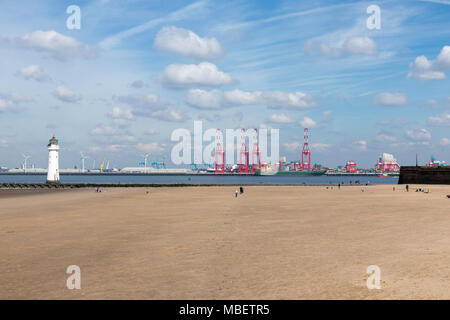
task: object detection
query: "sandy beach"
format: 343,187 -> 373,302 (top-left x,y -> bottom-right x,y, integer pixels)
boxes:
1,184 -> 450,299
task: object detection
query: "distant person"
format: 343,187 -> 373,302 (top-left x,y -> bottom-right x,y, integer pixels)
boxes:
235,190 -> 239,198
338,183 -> 341,189
393,186 -> 395,191
406,185 -> 409,192
240,186 -> 244,194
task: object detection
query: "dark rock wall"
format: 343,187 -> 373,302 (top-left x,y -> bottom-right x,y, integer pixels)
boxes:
398,166 -> 450,184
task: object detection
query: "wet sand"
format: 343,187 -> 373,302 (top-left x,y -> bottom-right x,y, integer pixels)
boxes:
1,185 -> 450,299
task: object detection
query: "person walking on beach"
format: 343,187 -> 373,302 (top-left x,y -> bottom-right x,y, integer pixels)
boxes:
240,186 -> 244,194
338,183 -> 341,190
235,190 -> 238,198
406,185 -> 409,192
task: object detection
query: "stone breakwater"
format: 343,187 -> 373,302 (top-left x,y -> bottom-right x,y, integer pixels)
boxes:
398,166 -> 450,185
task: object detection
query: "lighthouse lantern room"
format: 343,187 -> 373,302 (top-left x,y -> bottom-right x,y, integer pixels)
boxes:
46,136 -> 60,184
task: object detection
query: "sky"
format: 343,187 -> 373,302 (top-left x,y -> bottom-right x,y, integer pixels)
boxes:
0,0 -> 449,169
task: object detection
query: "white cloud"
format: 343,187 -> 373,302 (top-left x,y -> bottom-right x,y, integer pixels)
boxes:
303,36 -> 377,58
311,143 -> 332,152
53,86 -> 82,103
17,30 -> 97,60
99,1 -> 207,49
115,93 -> 188,122
300,116 -> 317,128
136,142 -> 165,153
154,26 -> 224,60
144,129 -> 159,135
283,142 -> 301,150
91,125 -> 118,136
108,107 -> 134,120
353,140 -> 367,151
150,109 -> 188,122
185,88 -> 316,109
268,113 -> 295,124
427,112 -> 450,126
406,128 -> 432,141
115,93 -> 163,111
186,89 -> 223,109
107,107 -> 134,126
17,65 -> 50,82
0,92 -> 30,112
423,99 -> 440,106
375,134 -> 397,142
344,37 -> 378,55
408,46 -> 450,81
159,62 -> 233,88
373,92 -> 407,106
440,137 -> 450,146
0,138 -> 8,147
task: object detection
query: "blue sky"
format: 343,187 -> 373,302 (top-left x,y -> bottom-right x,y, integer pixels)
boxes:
0,0 -> 449,169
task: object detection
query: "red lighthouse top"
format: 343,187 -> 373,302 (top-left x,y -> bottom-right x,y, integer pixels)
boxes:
48,136 -> 58,146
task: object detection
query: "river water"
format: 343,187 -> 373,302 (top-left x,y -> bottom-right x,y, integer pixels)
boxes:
0,174 -> 398,185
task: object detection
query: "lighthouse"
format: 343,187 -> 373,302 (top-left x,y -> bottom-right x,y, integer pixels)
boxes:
46,136 -> 60,184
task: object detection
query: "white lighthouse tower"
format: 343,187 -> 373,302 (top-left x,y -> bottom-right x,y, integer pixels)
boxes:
46,136 -> 60,184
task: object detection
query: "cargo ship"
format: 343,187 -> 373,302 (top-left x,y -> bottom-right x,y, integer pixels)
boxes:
255,163 -> 327,176
276,169 -> 327,176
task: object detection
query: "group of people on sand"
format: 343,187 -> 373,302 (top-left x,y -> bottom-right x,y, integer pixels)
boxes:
235,187 -> 244,198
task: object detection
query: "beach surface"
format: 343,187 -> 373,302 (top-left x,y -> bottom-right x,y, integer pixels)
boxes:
1,185 -> 450,299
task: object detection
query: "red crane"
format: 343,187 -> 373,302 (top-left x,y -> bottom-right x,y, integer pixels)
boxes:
239,128 -> 249,173
214,128 -> 225,173
251,128 -> 261,173
301,128 -> 311,171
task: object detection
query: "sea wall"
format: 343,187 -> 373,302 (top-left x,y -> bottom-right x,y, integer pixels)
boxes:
398,166 -> 450,184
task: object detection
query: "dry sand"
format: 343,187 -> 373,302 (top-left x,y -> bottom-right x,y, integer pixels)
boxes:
1,185 -> 450,299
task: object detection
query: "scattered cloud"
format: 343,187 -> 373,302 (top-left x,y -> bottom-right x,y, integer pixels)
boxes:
99,1 -> 207,49
423,99 -> 440,107
283,142 -> 301,150
408,45 -> 450,81
406,128 -> 431,141
353,140 -> 367,151
17,65 -> 50,82
16,30 -> 97,60
0,92 -> 31,112
159,62 -> 233,88
303,36 -> 377,58
144,129 -> 159,135
154,26 -> 224,60
108,107 -> 134,120
115,93 -> 189,122
375,134 -> 397,143
311,143 -> 332,152
107,107 -> 135,126
136,142 -> 165,153
427,112 -> 450,126
440,137 -> 450,146
186,88 -> 316,109
91,125 -> 118,136
53,86 -> 82,103
268,113 -> 295,124
300,116 -> 317,128
373,92 -> 407,106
